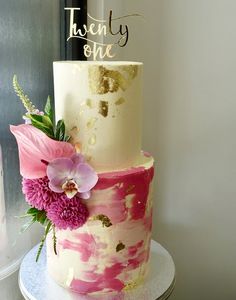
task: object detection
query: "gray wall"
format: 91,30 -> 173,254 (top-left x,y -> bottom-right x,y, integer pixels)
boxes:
124,0 -> 236,299
0,0 -> 60,211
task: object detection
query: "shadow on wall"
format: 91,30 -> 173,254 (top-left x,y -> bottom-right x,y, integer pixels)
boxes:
155,220 -> 236,300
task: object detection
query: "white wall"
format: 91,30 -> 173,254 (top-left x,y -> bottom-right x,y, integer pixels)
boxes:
123,1 -> 236,299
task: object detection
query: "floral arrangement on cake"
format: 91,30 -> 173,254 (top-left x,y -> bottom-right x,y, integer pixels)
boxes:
11,76 -> 98,261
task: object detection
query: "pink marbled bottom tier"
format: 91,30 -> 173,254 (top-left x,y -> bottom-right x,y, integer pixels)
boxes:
47,155 -> 154,295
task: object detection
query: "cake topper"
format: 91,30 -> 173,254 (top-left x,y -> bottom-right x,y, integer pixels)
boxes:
65,7 -> 141,60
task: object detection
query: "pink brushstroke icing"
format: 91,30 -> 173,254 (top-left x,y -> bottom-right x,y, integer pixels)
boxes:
86,166 -> 154,224
60,239 -> 93,262
70,247 -> 149,294
128,240 -> 144,257
47,158 -> 155,295
143,151 -> 151,158
127,251 -> 147,270
59,233 -> 107,262
71,263 -> 125,294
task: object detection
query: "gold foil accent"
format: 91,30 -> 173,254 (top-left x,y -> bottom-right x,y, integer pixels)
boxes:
86,155 -> 92,162
87,117 -> 97,129
75,143 -> 82,153
123,277 -> 144,291
115,97 -> 125,106
116,242 -> 126,252
89,65 -> 138,95
88,134 -> 96,145
126,185 -> 135,193
69,127 -> 80,145
121,65 -> 138,79
90,215 -> 113,227
99,101 -> 109,117
86,98 -> 94,109
70,126 -> 79,133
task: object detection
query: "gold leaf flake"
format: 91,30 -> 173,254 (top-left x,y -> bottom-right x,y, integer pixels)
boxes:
86,155 -> 92,162
86,99 -> 94,109
123,277 -> 144,291
88,134 -> 96,145
75,143 -> 82,153
89,65 -> 138,95
116,242 -> 126,252
87,117 -> 97,129
115,97 -> 125,106
70,126 -> 79,133
126,185 -> 135,193
91,215 -> 113,227
121,65 -> 138,80
99,101 -> 109,117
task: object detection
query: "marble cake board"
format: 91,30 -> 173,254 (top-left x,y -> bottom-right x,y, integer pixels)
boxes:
19,240 -> 176,300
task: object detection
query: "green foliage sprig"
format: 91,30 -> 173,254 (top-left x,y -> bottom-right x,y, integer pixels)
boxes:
13,75 -> 70,142
13,75 -> 36,113
13,76 -> 70,261
20,207 -> 57,262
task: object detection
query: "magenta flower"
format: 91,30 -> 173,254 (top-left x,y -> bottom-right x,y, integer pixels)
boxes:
47,195 -> 89,230
22,177 -> 61,210
46,154 -> 98,200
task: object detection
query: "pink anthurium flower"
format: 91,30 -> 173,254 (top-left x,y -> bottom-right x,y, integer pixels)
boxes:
47,154 -> 98,199
10,124 -> 75,179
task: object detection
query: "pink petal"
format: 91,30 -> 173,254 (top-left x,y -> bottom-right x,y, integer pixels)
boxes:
79,191 -> 91,200
10,125 -> 75,179
71,153 -> 85,165
74,163 -> 98,193
47,158 -> 73,181
48,178 -> 64,193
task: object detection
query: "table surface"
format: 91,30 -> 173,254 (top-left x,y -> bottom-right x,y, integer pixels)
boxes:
19,240 -> 176,300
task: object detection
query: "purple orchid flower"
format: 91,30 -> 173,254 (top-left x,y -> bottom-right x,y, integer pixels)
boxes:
46,154 -> 98,200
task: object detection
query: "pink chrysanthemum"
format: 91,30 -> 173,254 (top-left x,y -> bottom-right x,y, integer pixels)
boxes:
22,177 -> 61,210
47,195 -> 88,230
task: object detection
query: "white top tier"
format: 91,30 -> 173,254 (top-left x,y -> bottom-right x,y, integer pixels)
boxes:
53,61 -> 143,172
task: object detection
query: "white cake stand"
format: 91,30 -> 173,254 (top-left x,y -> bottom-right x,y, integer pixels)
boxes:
19,240 -> 176,300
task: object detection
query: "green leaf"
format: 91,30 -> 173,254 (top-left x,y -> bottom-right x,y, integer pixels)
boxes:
26,207 -> 39,215
44,96 -> 54,123
29,114 -> 54,138
64,135 -> 71,142
52,225 -> 58,256
36,221 -> 52,262
36,210 -> 47,225
19,207 -> 39,219
21,208 -> 49,227
30,114 -> 53,129
20,216 -> 37,234
55,120 -> 66,141
42,115 -> 53,128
